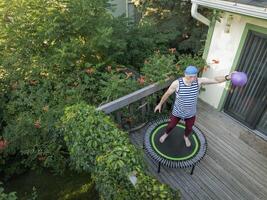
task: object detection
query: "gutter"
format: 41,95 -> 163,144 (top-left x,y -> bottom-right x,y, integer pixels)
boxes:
191,2 -> 210,26
191,0 -> 267,20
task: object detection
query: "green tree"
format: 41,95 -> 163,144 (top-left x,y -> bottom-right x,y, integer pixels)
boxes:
0,0 -> 122,176
0,0 -> 119,73
132,0 -> 209,54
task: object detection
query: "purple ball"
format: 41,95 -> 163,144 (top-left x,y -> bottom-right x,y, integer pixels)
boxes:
231,72 -> 247,87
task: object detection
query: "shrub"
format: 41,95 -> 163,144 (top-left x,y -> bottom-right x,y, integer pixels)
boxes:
141,52 -> 206,84
141,52 -> 180,84
61,103 -> 180,199
61,103 -> 129,172
99,70 -> 142,103
0,182 -> 17,200
176,54 -> 206,76
94,146 -> 180,200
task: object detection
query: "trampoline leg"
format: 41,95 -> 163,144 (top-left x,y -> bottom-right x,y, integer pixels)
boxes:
190,165 -> 195,175
158,162 -> 161,173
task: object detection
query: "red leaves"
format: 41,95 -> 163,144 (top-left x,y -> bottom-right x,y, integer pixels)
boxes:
137,76 -> 146,85
37,155 -> 47,161
0,139 -> 8,150
29,80 -> 38,86
85,68 -> 95,75
212,59 -> 220,64
34,120 -> 41,129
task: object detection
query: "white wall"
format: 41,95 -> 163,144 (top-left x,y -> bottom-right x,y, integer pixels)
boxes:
200,13 -> 267,109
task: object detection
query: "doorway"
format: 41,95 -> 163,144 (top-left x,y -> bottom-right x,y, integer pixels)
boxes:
224,30 -> 267,135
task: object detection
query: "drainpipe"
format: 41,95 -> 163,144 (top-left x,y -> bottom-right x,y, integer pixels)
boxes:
191,2 -> 210,26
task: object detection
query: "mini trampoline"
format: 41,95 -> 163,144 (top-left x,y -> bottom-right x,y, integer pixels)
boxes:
144,116 -> 207,174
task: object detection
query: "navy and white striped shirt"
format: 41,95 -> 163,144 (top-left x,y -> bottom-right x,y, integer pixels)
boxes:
172,78 -> 199,119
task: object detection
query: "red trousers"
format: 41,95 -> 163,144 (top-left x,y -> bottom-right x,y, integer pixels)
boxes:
166,114 -> 196,137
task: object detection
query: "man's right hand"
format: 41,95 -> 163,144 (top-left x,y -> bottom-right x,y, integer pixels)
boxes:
154,104 -> 162,113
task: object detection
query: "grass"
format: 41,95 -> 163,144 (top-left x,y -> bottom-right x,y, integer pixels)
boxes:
4,169 -> 99,200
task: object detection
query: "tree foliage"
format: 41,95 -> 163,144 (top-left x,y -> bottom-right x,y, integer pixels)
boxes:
141,51 -> 206,83
0,0 -> 207,198
61,103 -> 180,199
0,0 -> 119,176
133,0 -> 210,54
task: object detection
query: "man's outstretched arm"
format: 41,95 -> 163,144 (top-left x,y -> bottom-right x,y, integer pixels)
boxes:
198,73 -> 232,85
154,80 -> 178,113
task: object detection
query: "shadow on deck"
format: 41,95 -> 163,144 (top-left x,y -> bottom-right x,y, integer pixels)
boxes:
129,100 -> 267,200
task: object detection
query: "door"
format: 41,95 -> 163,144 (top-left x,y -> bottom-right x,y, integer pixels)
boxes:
224,30 -> 267,135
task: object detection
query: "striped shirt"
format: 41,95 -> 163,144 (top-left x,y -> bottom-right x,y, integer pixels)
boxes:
172,78 -> 199,119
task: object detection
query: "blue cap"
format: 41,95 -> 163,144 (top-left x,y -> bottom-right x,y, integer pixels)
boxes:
184,66 -> 198,76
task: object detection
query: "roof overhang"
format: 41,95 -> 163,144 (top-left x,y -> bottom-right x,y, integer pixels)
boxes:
191,0 -> 267,20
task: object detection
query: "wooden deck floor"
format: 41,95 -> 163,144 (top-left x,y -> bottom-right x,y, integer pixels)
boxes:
129,100 -> 267,200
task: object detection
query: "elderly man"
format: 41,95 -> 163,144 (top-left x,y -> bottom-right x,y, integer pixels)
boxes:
154,66 -> 232,147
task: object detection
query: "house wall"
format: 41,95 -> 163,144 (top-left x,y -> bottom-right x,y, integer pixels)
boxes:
200,13 -> 267,109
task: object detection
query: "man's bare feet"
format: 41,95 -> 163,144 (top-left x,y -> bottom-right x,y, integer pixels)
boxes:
159,133 -> 168,143
184,135 -> 191,147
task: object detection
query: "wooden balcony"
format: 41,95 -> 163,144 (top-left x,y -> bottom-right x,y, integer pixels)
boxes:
130,100 -> 267,199
97,80 -> 267,200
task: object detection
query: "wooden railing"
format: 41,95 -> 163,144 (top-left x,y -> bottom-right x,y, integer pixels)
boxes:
97,79 -> 174,131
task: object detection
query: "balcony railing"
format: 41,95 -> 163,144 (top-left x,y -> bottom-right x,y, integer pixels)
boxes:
97,79 -> 174,131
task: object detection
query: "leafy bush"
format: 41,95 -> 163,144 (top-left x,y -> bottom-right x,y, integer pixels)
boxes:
133,0 -> 209,54
99,69 -> 142,103
0,0 -> 152,178
141,51 -> 180,83
0,62 -> 109,177
2,75 -> 71,174
0,0 -> 121,176
61,103 -> 180,199
113,21 -> 166,70
0,0 -> 119,68
176,54 -> 206,75
0,182 -> 17,200
94,145 -> 180,200
93,145 -> 142,199
141,52 -> 206,84
61,103 -> 128,172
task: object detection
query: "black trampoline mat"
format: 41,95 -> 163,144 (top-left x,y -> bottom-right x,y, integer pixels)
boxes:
151,123 -> 200,161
